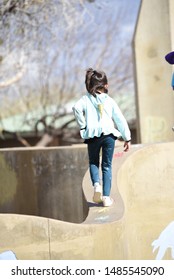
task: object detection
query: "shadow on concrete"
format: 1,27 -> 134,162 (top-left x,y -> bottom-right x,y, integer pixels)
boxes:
0,145 -> 89,223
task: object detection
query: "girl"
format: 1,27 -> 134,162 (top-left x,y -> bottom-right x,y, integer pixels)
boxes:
73,68 -> 131,207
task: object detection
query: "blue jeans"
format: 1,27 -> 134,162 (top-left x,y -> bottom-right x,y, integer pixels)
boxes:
87,134 -> 116,196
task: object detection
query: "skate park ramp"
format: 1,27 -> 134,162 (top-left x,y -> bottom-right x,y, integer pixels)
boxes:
0,142 -> 174,260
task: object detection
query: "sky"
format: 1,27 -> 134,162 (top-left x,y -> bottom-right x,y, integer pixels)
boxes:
0,0 -> 141,132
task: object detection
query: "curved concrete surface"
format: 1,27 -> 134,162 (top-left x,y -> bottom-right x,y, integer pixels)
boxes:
0,142 -> 174,259
0,146 -> 89,223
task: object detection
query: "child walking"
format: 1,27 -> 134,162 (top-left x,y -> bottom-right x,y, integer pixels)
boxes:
73,68 -> 131,207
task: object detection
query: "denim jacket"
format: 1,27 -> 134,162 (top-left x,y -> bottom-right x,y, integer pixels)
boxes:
72,92 -> 131,142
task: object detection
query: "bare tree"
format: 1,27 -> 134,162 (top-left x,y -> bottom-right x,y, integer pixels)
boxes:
0,0 -> 135,147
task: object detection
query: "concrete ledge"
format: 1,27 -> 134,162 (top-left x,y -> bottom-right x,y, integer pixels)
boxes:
0,142 -> 174,259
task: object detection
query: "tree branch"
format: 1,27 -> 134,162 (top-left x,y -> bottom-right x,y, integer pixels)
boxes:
1,129 -> 31,147
0,67 -> 26,88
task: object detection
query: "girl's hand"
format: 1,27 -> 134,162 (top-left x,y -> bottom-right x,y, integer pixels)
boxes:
123,141 -> 131,152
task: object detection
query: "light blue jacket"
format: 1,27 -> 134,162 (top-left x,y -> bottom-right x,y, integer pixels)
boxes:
73,92 -> 131,141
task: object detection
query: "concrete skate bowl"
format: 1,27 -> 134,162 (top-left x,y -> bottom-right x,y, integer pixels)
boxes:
0,142 -> 174,260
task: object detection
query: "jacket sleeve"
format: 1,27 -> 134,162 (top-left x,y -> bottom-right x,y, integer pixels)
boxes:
112,100 -> 131,142
72,97 -> 86,129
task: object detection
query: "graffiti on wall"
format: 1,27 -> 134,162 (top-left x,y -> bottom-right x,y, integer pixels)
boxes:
152,221 -> 174,260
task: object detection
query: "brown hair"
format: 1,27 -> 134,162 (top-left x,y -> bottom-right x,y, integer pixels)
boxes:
85,68 -> 108,97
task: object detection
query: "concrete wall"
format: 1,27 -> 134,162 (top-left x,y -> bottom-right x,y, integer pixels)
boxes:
169,0 -> 174,47
0,146 -> 89,223
134,0 -> 174,143
1,143 -> 174,260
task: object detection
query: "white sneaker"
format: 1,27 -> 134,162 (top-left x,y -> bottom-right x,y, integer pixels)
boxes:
93,184 -> 102,203
102,196 -> 113,207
